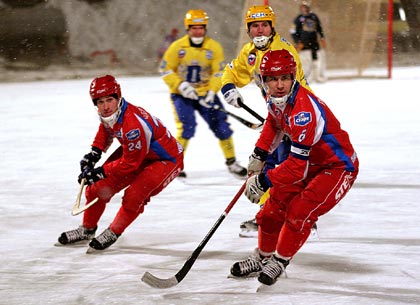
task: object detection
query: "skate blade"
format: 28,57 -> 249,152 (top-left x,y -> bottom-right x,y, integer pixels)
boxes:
53,240 -> 90,247
86,246 -> 100,254
308,228 -> 319,241
227,272 -> 259,279
238,230 -> 258,238
256,283 -> 273,292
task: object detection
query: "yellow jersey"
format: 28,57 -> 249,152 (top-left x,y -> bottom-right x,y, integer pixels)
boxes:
159,34 -> 225,97
222,33 -> 311,93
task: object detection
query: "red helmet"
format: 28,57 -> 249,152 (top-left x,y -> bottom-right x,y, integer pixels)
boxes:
260,49 -> 297,79
89,75 -> 121,105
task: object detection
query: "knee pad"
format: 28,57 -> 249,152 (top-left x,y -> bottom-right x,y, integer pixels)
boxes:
285,208 -> 316,232
256,202 -> 285,235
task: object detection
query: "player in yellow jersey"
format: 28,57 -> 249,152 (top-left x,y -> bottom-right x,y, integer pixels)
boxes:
159,9 -> 247,179
221,5 -> 316,236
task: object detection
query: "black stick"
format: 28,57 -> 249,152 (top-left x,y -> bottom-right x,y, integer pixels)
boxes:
214,105 -> 262,129
141,182 -> 247,289
237,99 -> 265,123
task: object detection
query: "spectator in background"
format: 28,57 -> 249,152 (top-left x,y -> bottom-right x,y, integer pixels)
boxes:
157,28 -> 179,62
292,1 -> 327,83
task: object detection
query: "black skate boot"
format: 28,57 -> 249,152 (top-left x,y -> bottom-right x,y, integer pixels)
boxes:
87,227 -> 120,253
178,171 -> 187,178
230,248 -> 268,277
57,225 -> 97,245
258,255 -> 290,286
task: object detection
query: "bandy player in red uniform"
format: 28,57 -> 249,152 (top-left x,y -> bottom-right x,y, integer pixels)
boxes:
57,75 -> 184,252
230,50 -> 359,285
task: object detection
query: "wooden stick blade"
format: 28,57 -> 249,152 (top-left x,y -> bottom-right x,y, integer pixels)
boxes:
141,271 -> 179,289
71,179 -> 86,212
71,197 -> 99,216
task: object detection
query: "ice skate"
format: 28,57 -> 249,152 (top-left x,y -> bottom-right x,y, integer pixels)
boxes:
86,227 -> 119,253
230,248 -> 268,277
226,158 -> 247,179
258,255 -> 289,286
308,222 -> 319,240
56,225 -> 97,246
178,171 -> 187,178
239,218 -> 258,238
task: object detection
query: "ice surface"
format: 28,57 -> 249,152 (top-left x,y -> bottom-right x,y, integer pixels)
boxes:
1,67 -> 419,305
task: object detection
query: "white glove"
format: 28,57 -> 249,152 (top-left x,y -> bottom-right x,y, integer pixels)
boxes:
248,147 -> 268,175
178,81 -> 198,100
248,156 -> 265,176
223,87 -> 243,108
244,174 -> 269,204
199,90 -> 215,108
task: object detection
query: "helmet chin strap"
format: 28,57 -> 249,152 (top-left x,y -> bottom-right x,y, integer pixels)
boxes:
269,80 -> 297,108
99,98 -> 123,128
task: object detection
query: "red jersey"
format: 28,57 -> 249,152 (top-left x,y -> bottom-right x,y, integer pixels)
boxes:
91,98 -> 183,180
256,84 -> 358,187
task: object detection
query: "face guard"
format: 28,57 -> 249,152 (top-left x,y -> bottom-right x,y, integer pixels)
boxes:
260,50 -> 297,107
245,5 -> 276,49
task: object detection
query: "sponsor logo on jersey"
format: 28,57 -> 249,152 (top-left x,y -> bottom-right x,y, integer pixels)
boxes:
294,112 -> 311,126
178,49 -> 186,58
335,173 -> 354,201
281,37 -> 291,46
126,129 -> 140,141
206,50 -> 213,60
115,130 -> 122,139
248,53 -> 256,66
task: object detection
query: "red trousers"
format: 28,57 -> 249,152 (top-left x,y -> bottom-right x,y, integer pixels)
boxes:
257,161 -> 358,258
83,147 -> 183,235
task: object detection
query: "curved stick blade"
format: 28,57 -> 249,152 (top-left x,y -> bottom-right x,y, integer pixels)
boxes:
141,272 -> 179,289
71,197 -> 99,216
71,179 -> 85,214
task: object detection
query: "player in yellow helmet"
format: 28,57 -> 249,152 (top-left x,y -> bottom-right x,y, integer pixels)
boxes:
222,5 -> 311,104
159,9 -> 247,179
221,5 -> 316,237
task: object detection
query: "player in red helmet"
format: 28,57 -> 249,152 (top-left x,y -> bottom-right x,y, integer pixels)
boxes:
221,5 -> 313,237
57,75 -> 184,253
259,49 -> 297,108
230,50 -> 359,286
89,75 -> 123,128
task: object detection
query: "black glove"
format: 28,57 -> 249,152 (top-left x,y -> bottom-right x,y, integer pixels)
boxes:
80,146 -> 102,171
78,167 -> 106,185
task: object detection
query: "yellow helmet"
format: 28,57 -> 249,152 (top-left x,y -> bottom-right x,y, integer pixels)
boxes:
184,9 -> 209,30
245,5 -> 276,29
